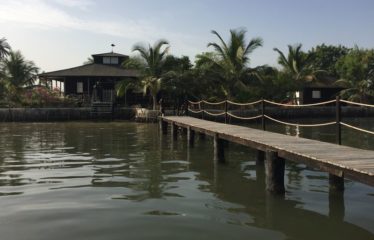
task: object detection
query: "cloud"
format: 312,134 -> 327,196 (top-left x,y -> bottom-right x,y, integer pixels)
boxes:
52,0 -> 94,11
0,0 -> 204,61
0,0 -> 197,42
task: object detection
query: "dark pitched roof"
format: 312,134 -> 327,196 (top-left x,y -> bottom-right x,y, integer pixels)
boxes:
39,64 -> 139,78
91,52 -> 129,57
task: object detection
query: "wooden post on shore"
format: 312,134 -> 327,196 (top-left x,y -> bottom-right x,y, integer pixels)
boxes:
171,123 -> 178,140
201,101 -> 204,120
213,133 -> 225,163
265,150 -> 285,194
224,100 -> 228,124
187,126 -> 195,147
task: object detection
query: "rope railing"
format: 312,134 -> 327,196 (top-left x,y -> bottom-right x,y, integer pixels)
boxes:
340,100 -> 374,108
188,100 -> 202,105
186,97 -> 374,143
340,122 -> 374,135
264,115 -> 336,127
264,99 -> 336,107
227,99 -> 262,106
187,108 -> 203,114
227,112 -> 262,120
202,100 -> 226,105
203,110 -> 226,116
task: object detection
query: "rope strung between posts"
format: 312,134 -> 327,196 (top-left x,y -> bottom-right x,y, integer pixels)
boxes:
340,100 -> 374,108
188,108 -> 203,114
188,100 -> 202,105
340,122 -> 374,135
203,110 -> 226,116
227,99 -> 262,106
227,112 -> 262,120
264,115 -> 337,127
264,99 -> 336,107
202,100 -> 226,105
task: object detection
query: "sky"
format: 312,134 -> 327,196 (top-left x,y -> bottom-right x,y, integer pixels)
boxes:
1,0 -> 374,72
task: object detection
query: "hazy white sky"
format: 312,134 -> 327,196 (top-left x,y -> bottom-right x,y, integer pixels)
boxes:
1,0 -> 374,72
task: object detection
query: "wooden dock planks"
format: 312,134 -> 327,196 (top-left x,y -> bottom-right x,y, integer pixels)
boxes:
162,116 -> 374,187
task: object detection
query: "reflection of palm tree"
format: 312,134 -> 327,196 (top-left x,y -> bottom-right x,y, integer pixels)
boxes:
201,29 -> 263,99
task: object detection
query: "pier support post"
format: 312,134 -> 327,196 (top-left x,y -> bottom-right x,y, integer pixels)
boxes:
187,126 -> 195,147
329,186 -> 345,221
171,123 -> 178,140
256,150 -> 265,165
265,150 -> 285,194
329,174 -> 344,191
160,119 -> 168,135
213,133 -> 225,163
182,127 -> 187,135
199,132 -> 206,140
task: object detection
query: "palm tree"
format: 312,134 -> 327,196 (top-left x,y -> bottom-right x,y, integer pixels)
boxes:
201,29 -> 263,99
335,69 -> 374,103
0,38 -> 11,60
130,40 -> 170,110
0,51 -> 39,102
273,44 -> 314,84
273,44 -> 328,103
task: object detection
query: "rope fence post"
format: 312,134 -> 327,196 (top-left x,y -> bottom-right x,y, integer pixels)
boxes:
261,99 -> 266,130
201,100 -> 204,120
224,100 -> 228,124
336,96 -> 341,145
186,100 -> 189,116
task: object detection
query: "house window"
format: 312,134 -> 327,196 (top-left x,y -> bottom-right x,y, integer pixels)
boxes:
77,82 -> 83,93
103,57 -> 118,64
312,90 -> 321,99
103,57 -> 111,64
110,57 -> 119,64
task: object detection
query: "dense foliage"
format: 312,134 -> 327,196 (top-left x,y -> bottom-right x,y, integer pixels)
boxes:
2,31 -> 374,109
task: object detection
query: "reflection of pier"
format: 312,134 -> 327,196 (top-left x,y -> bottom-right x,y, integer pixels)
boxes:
185,146 -> 372,239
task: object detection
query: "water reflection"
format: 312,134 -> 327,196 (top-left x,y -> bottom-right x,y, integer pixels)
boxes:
0,121 -> 372,240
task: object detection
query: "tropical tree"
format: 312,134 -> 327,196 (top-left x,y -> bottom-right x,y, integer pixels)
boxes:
308,44 -> 350,78
0,38 -> 11,60
199,29 -> 263,99
128,39 -> 170,110
273,44 -> 315,85
335,47 -> 374,103
0,51 -> 39,103
83,57 -> 94,65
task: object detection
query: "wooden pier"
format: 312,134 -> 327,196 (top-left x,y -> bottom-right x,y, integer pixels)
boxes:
161,116 -> 374,194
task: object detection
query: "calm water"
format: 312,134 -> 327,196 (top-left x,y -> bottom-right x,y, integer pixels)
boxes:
0,121 -> 373,240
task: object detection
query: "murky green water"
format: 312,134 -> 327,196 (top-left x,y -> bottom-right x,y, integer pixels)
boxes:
0,121 -> 373,240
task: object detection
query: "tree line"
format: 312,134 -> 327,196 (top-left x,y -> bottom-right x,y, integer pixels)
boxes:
1,29 -> 374,109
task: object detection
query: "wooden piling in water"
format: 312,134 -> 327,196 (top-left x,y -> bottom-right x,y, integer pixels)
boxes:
256,150 -> 265,165
329,174 -> 344,191
160,119 -> 168,135
187,126 -> 195,147
199,132 -> 206,140
265,150 -> 285,194
213,133 -> 225,163
171,123 -> 178,140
